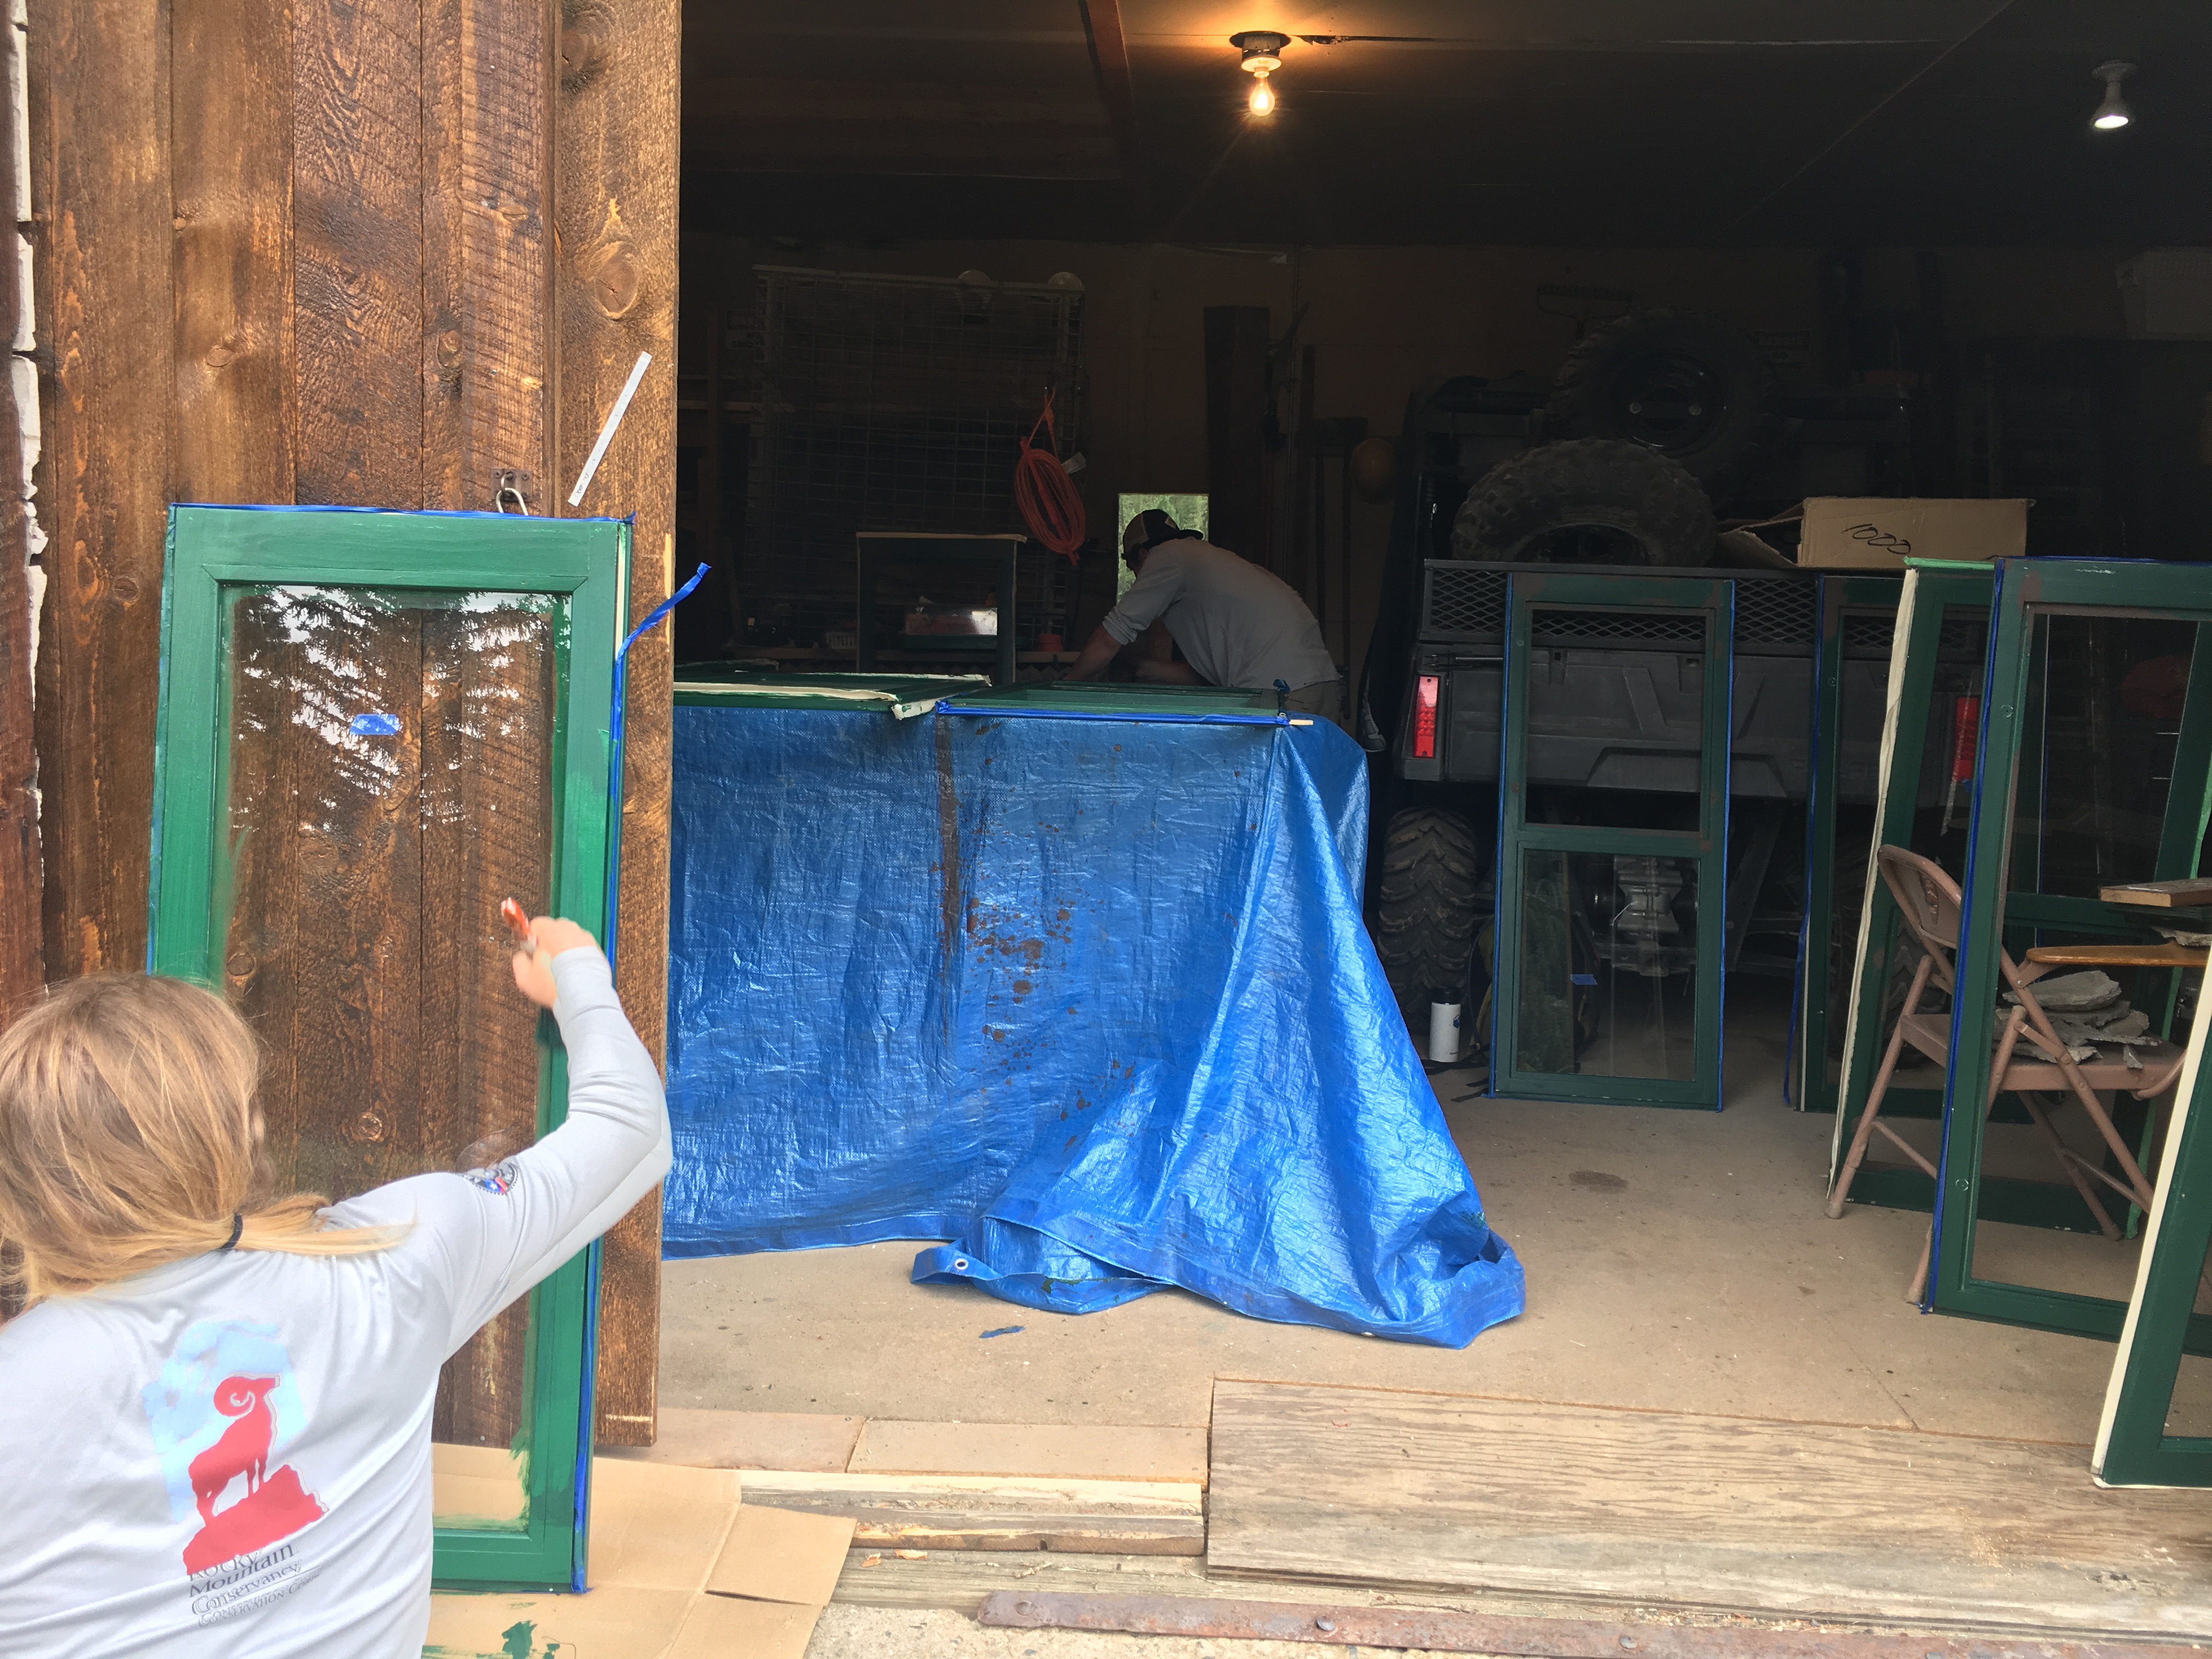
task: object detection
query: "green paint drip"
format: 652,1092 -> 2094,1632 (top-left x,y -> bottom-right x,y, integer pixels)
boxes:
500,1620 -> 536,1659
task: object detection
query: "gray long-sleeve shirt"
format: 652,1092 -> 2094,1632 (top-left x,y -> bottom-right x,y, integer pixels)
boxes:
0,946 -> 669,1658
1101,539 -> 1338,693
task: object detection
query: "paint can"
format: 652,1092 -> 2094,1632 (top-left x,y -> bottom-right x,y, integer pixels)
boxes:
1427,1001 -> 1462,1064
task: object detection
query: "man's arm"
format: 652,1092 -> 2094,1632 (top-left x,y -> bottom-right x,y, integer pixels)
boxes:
1064,623 -> 1124,681
1065,550 -> 1189,682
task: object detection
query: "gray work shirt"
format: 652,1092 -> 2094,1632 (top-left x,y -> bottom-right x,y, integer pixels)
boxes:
1099,539 -> 1338,692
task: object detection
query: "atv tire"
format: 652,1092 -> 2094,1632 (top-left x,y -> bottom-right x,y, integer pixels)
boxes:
1375,807 -> 1486,1022
1450,438 -> 1713,567
1545,309 -> 1774,494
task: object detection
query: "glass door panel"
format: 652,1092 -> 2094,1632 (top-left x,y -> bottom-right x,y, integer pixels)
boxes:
151,506 -> 625,1588
1492,575 -> 1730,1109
1929,561 -> 2212,1345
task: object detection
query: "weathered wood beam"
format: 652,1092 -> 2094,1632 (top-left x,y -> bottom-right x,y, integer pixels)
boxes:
423,0 -> 551,510
0,4 -> 37,1024
29,0 -> 174,979
557,0 -> 679,1447
173,0 -> 296,506
293,0 -> 423,506
1076,0 -> 1142,194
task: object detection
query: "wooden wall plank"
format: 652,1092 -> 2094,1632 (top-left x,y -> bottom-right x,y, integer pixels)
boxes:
29,0 -> 174,979
0,6 -> 37,1023
557,0 -> 680,1446
292,0 -> 421,506
172,0 -> 296,504
422,0 -> 550,511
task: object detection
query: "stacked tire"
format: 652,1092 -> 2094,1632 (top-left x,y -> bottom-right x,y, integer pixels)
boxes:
1450,438 -> 1714,567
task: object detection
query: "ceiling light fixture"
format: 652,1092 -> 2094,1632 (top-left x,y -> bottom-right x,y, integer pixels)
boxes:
1231,31 -> 1288,117
2091,60 -> 2135,131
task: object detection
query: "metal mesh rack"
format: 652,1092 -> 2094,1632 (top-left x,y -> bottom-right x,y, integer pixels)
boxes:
1731,579 -> 1816,652
1842,612 -> 1897,658
1425,565 -> 1509,638
1531,609 -> 1707,647
1421,563 -> 1818,654
746,267 -> 1085,613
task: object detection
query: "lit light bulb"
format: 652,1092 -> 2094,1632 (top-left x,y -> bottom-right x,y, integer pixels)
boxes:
1248,72 -> 1276,116
2092,61 -> 2135,131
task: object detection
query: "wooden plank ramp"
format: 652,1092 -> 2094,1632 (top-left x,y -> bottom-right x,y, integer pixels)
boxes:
1206,1380 -> 2212,1640
741,1470 -> 1205,1556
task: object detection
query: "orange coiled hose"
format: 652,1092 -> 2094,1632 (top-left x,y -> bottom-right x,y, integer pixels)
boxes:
1015,388 -> 1086,565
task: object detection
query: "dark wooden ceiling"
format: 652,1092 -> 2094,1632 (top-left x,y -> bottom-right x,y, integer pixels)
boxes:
682,0 -> 2212,245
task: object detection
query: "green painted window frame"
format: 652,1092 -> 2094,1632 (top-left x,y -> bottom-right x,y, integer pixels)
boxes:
1827,568 -> 1990,1210
1929,556 -> 2212,1342
148,504 -> 629,1590
1489,572 -> 1731,1109
2095,1008 -> 2212,1487
1796,572 -> 1905,1118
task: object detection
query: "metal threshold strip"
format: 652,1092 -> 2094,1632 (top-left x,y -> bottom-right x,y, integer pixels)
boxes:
978,1591 -> 2204,1659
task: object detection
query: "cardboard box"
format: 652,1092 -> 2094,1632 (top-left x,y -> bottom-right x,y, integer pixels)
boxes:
1796,496 -> 2029,570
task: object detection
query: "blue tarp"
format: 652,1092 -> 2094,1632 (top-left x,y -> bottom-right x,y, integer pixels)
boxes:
662,706 -> 1523,1347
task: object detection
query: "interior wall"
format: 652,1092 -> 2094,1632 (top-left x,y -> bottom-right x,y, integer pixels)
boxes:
686,236 -> 2136,693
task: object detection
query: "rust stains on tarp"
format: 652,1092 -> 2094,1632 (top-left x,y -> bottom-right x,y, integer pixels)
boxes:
934,712 -> 962,986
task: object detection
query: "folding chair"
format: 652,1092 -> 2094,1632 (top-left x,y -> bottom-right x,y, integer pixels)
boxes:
1827,846 -> 2189,1301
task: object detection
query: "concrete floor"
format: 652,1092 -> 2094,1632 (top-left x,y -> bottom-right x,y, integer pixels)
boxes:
662,985 -> 2149,1447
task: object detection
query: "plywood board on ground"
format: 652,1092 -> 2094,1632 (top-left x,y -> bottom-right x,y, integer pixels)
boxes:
1206,1380 -> 2212,1639
602,1406 -> 864,1472
739,1470 -> 1206,1555
849,1419 -> 1207,1483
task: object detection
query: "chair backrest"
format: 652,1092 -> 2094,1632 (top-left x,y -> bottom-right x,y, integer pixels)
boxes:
1876,845 -> 1965,990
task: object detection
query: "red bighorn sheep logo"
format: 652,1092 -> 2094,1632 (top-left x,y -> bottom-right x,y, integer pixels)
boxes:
188,1375 -> 279,1523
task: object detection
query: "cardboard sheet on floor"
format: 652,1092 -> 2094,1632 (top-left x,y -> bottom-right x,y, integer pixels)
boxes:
426,1459 -> 850,1659
663,706 -> 1523,1346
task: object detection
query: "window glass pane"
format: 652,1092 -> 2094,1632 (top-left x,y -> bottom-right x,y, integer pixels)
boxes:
221,585 -> 557,1531
1519,849 -> 1700,1081
1837,605 -> 1989,1111
1520,608 -> 1708,832
2008,612 -> 2197,896
2160,1232 -> 2212,1440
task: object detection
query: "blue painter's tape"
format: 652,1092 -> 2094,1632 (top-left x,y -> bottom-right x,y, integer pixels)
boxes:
1570,973 -> 1597,986
350,711 -> 402,736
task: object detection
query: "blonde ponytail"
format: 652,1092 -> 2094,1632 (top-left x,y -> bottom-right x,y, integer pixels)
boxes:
0,975 -> 408,1303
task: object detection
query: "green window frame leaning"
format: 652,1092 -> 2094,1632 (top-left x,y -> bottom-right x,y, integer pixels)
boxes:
148,504 -> 629,1590
2095,1004 -> 2212,1487
1928,556 -> 2212,1343
1489,573 -> 1732,1110
1796,572 -> 1905,1118
1828,567 -> 1991,1208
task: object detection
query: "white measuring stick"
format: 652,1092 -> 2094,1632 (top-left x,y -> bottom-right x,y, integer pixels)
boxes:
567,349 -> 652,507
